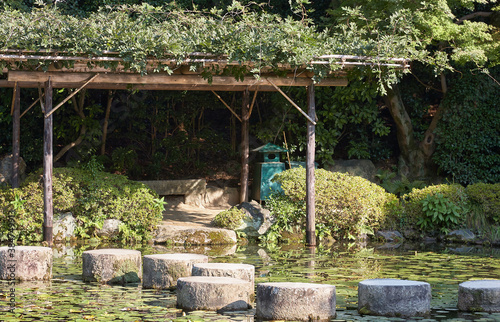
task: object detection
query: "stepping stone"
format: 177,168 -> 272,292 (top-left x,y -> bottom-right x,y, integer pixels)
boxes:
177,276 -> 252,312
358,279 -> 431,318
142,253 -> 208,289
192,262 -> 255,289
458,280 -> 500,312
0,246 -> 52,281
82,248 -> 141,284
256,282 -> 336,321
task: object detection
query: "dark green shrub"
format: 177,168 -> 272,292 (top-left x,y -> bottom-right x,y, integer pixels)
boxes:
434,70 -> 500,185
0,167 -> 164,243
466,183 -> 500,225
401,184 -> 468,231
212,207 -> 246,230
266,168 -> 398,241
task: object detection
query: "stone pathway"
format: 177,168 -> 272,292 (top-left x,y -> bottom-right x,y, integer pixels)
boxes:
152,196 -> 233,245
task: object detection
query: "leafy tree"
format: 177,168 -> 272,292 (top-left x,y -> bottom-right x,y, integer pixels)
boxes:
325,0 -> 500,180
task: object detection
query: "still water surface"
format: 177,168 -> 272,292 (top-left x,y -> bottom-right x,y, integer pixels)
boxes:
1,242 -> 500,321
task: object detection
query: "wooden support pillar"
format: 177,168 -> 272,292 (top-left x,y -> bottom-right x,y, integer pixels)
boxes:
43,78 -> 53,246
306,84 -> 316,246
12,82 -> 20,188
239,88 -> 250,203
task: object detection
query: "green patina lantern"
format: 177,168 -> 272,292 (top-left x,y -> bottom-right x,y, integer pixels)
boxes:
251,143 -> 288,201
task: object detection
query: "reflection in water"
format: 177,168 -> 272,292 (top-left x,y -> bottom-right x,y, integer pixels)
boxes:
0,242 -> 499,321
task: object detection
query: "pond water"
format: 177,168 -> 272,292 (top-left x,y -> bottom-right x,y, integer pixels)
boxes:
1,241 -> 500,321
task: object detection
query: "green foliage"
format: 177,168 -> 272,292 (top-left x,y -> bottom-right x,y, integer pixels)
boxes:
376,169 -> 428,197
0,167 -> 163,243
212,207 -> 246,230
466,183 -> 500,225
434,69 -> 500,185
265,168 -> 398,241
417,193 -> 463,233
260,192 -> 306,244
400,184 -> 468,230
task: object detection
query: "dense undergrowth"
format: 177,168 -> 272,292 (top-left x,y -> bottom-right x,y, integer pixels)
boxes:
0,166 -> 164,244
239,168 -> 500,245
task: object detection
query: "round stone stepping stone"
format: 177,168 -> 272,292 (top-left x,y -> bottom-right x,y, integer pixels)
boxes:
256,282 -> 336,321
0,246 -> 52,281
177,276 -> 252,312
358,279 -> 431,318
142,253 -> 208,289
458,280 -> 500,312
82,248 -> 141,284
192,263 -> 255,289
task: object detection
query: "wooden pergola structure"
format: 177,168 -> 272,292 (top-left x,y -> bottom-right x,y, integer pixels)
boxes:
1,51 -> 408,246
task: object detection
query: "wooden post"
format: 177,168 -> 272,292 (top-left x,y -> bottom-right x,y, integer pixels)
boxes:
43,77 -> 53,246
239,88 -> 250,203
306,84 -> 316,246
12,82 -> 20,188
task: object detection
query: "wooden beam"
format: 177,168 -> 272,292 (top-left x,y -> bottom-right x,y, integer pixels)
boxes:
266,78 -> 317,125
43,77 -> 53,246
45,73 -> 99,118
240,89 -> 250,203
211,91 -> 242,122
8,71 -> 348,87
248,88 -> 259,118
306,84 -> 316,246
12,82 -> 20,188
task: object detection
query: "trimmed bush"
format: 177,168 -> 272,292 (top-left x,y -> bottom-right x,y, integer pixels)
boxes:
400,184 -> 468,231
0,167 -> 164,243
266,168 -> 398,241
212,207 -> 246,230
466,183 -> 500,224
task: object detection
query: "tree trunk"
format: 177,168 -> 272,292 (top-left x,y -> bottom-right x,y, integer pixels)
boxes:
101,90 -> 113,155
384,84 -> 435,179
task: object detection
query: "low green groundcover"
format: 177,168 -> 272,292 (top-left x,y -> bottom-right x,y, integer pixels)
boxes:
0,167 -> 164,243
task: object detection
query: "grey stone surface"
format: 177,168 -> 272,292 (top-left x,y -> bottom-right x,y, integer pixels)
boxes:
358,279 -> 431,317
153,225 -> 237,245
377,230 -> 404,242
327,159 -> 376,182
96,219 -> 122,238
142,253 -> 208,289
0,154 -> 27,186
140,179 -> 206,207
0,246 -> 52,281
446,229 -> 476,243
204,186 -> 239,207
236,200 -> 275,236
53,212 -> 76,242
192,263 -> 255,289
82,248 -> 142,284
256,282 -> 336,321
177,276 -> 252,312
458,280 -> 500,312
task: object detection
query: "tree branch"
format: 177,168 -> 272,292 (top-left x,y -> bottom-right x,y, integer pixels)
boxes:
457,12 -> 493,24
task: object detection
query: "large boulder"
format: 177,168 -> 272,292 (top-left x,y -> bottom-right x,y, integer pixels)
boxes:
236,201 -> 274,237
0,154 -> 27,186
326,159 -> 376,182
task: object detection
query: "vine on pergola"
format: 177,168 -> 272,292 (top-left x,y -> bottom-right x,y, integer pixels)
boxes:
0,2 -> 409,87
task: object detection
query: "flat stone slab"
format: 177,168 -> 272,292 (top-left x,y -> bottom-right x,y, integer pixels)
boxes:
0,246 -> 52,281
458,280 -> 500,312
152,225 -> 236,245
192,263 -> 255,289
142,253 -> 208,289
256,282 -> 336,321
177,276 -> 252,312
358,279 -> 431,317
82,249 -> 142,284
